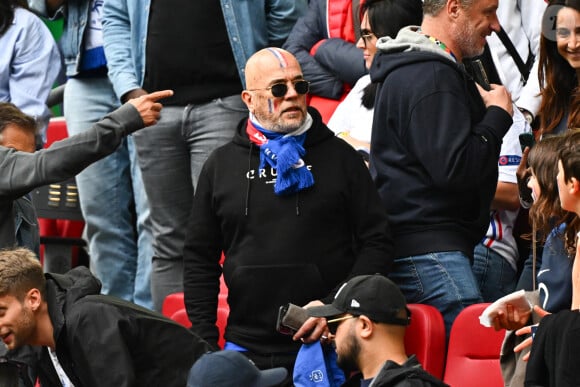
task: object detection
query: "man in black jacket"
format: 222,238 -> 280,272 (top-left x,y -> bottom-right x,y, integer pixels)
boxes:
308,274 -> 448,387
369,0 -> 513,335
0,247 -> 209,387
183,47 -> 393,384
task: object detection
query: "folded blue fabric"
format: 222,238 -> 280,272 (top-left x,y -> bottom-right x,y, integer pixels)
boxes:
293,342 -> 345,387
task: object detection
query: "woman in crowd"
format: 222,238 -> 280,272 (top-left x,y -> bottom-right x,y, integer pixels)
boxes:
537,0 -> 580,136
327,0 -> 423,159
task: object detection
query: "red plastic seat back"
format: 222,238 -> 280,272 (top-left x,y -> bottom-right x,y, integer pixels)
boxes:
404,303 -> 446,379
38,118 -> 84,267
170,308 -> 192,328
443,303 -> 506,387
161,292 -> 185,319
307,94 -> 348,124
162,274 -> 230,348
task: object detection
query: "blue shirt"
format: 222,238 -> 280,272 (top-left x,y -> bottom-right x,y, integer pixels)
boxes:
538,224 -> 573,312
0,7 -> 61,137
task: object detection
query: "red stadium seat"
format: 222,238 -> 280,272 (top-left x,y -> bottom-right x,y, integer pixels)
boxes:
443,303 -> 506,387
404,303 -> 447,379
35,117 -> 85,272
170,308 -> 192,328
161,292 -> 186,319
162,274 -> 230,348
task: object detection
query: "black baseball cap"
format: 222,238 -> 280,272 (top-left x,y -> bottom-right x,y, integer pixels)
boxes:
307,274 -> 410,325
187,351 -> 288,387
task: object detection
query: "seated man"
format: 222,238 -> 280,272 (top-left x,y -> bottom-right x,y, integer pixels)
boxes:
308,274 -> 448,387
0,247 -> 209,386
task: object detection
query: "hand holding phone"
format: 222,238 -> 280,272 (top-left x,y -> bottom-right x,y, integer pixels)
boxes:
276,303 -> 309,335
471,59 -> 491,91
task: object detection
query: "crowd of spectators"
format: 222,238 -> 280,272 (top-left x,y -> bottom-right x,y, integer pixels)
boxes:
2,0 -> 580,386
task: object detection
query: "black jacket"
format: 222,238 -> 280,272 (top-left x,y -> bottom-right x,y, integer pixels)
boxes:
342,356 -> 449,387
35,267 -> 209,387
369,27 -> 513,259
525,310 -> 580,387
183,107 -> 393,354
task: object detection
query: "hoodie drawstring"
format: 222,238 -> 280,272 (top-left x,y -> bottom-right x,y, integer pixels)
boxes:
245,142 -> 253,216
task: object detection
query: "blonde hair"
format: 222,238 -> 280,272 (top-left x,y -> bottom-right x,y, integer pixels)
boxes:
0,248 -> 45,300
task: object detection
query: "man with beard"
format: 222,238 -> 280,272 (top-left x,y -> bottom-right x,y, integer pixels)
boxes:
308,274 -> 448,387
183,47 -> 393,386
369,0 -> 514,335
0,248 -> 209,386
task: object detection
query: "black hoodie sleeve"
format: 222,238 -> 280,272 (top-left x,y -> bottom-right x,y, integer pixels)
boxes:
376,58 -> 512,189
183,159 -> 223,351
406,92 -> 512,189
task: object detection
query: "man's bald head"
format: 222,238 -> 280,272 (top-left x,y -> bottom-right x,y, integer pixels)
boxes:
244,48 -> 302,90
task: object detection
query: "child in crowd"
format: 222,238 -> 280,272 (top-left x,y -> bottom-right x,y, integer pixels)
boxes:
495,135 -> 575,387
525,129 -> 580,386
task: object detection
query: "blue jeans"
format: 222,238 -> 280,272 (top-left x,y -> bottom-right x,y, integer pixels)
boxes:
389,251 -> 483,336
132,95 -> 247,310
64,76 -> 153,309
472,243 -> 517,302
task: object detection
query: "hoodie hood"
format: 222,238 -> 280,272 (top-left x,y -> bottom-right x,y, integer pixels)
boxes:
45,267 -> 102,341
370,355 -> 449,387
370,26 -> 462,84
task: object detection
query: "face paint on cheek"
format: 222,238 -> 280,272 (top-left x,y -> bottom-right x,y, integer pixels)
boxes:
268,99 -> 276,113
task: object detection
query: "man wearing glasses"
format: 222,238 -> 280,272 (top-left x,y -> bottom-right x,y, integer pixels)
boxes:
183,48 -> 393,386
308,274 -> 448,387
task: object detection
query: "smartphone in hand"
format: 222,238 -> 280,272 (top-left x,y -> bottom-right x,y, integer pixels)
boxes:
470,59 -> 491,91
275,303 -> 309,335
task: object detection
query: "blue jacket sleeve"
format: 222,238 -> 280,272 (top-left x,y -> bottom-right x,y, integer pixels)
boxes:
102,0 -> 142,100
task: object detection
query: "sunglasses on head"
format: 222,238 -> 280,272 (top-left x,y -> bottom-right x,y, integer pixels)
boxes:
248,80 -> 310,98
326,315 -> 358,335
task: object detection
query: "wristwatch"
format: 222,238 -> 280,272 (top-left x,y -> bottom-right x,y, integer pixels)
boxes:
519,108 -> 534,125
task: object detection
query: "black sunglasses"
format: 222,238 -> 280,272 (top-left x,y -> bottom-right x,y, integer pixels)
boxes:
248,80 -> 310,98
326,315 -> 358,335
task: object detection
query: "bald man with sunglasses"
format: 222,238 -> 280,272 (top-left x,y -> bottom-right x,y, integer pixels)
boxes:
183,48 -> 393,386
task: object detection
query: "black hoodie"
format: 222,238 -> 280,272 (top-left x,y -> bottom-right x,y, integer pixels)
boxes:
369,27 -> 513,259
183,107 -> 393,354
342,355 -> 449,387
35,267 -> 209,387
